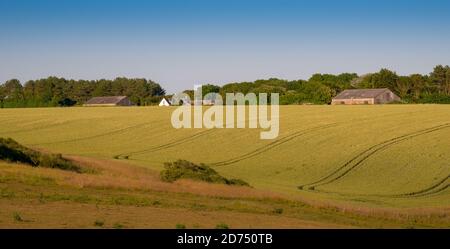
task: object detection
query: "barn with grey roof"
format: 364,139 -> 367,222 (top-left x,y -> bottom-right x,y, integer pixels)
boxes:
331,88 -> 400,105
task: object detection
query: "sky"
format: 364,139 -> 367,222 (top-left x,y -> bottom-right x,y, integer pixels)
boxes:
1,0 -> 450,93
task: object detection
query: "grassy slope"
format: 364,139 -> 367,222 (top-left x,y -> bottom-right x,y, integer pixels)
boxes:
1,159 -> 448,228
0,105 -> 449,210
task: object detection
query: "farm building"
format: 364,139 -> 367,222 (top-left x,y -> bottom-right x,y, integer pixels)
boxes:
331,88 -> 400,105
159,97 -> 172,106
83,96 -> 133,107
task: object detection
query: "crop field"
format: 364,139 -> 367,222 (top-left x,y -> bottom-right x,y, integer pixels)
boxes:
0,105 -> 449,228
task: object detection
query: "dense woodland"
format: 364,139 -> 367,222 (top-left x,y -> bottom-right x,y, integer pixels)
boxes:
191,65 -> 450,104
1,65 -> 450,107
0,77 -> 165,107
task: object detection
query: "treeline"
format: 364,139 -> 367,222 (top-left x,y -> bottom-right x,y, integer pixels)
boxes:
0,77 -> 165,108
2,65 -> 450,107
189,65 -> 450,104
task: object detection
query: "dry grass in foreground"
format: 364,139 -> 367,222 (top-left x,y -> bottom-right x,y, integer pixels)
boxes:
0,155 -> 449,228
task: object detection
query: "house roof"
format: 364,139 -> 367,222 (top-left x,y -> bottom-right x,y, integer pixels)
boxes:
333,88 -> 392,100
160,97 -> 171,104
85,96 -> 128,105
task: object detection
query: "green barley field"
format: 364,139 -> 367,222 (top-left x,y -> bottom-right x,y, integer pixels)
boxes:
1,105 -> 449,210
0,105 -> 450,206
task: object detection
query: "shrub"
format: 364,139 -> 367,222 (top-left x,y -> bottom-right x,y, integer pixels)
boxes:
0,137 -> 82,172
176,224 -> 186,229
113,223 -> 124,229
0,138 -> 39,165
39,154 -> 81,172
226,178 -> 250,187
13,212 -> 23,222
215,223 -> 229,229
273,208 -> 284,214
94,220 -> 105,227
160,160 -> 250,187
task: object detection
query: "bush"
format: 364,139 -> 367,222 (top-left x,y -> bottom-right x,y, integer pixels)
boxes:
94,220 -> 105,227
176,224 -> 186,229
13,212 -> 23,222
226,178 -> 250,187
273,208 -> 284,214
113,223 -> 124,229
160,160 -> 250,187
417,94 -> 450,104
0,138 -> 40,165
215,223 -> 229,229
0,137 -> 82,172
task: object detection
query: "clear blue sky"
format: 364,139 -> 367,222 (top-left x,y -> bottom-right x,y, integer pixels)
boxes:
1,0 -> 450,93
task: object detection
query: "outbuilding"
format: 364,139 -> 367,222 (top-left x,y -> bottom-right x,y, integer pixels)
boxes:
331,88 -> 400,105
159,97 -> 172,106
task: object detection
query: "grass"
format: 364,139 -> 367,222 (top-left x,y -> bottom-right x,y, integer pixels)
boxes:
0,105 -> 449,227
0,157 -> 448,228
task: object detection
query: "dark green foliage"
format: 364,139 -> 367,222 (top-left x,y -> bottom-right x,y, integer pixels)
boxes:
13,212 -> 23,222
176,224 -> 186,229
0,137 -> 82,172
160,160 -> 250,187
2,65 -> 450,106
273,208 -> 284,214
94,220 -> 105,227
0,76 -> 165,108
58,98 -> 77,107
201,84 -> 221,97
188,65 -> 450,104
415,94 -> 450,104
226,178 -> 250,187
113,223 -> 124,229
215,223 -> 229,229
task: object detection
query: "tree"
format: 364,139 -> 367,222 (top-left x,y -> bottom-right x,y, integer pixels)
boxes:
0,84 -> 5,108
430,65 -> 448,94
409,74 -> 428,100
394,76 -> 412,98
2,79 -> 24,102
201,84 -> 221,97
309,73 -> 357,94
360,69 -> 399,90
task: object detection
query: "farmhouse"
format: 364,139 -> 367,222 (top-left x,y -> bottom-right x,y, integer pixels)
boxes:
83,96 -> 133,107
159,97 -> 172,106
331,88 -> 400,105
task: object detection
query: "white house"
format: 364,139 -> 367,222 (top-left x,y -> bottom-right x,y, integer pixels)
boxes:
159,97 -> 172,106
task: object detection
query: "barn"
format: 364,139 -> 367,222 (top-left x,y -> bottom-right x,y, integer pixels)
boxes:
331,88 -> 400,105
83,96 -> 133,107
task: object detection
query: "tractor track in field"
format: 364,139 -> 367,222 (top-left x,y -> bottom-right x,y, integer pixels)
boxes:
302,174 -> 449,199
117,117 -> 263,159
211,123 -> 338,167
391,174 -> 450,198
210,110 -> 427,167
116,129 -> 216,159
298,123 -> 450,191
0,121 -> 75,135
113,109 -> 429,161
28,121 -> 156,146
